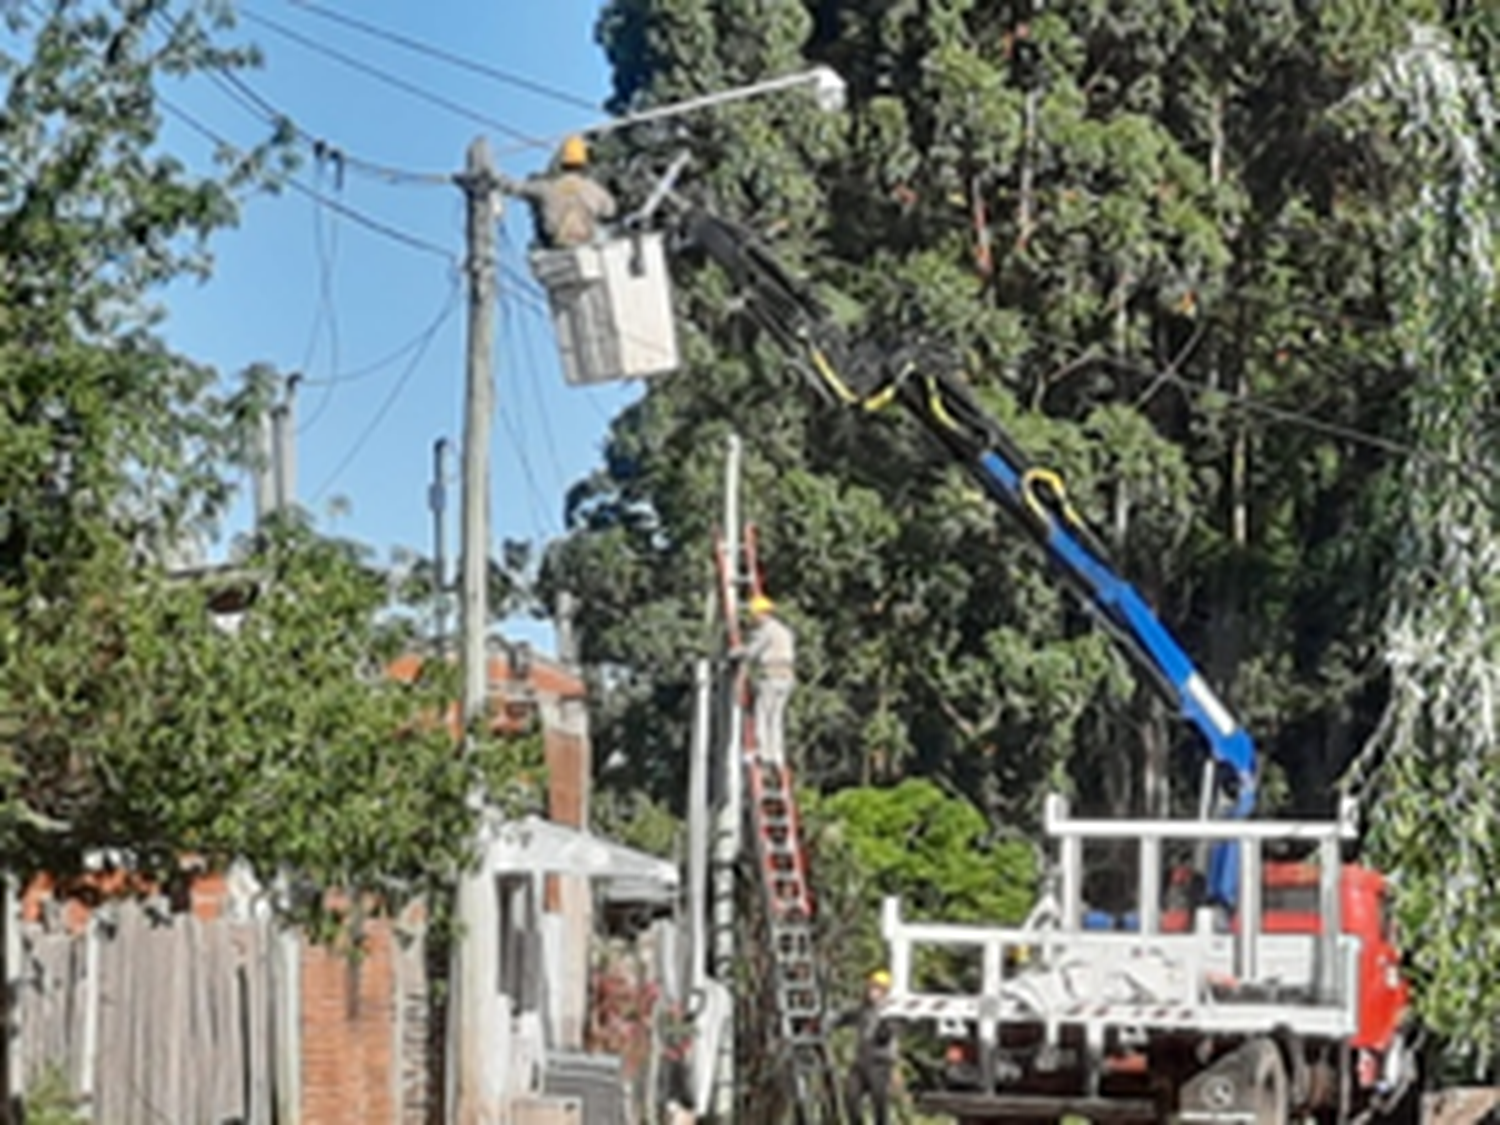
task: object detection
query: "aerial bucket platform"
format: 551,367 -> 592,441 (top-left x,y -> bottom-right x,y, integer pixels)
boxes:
529,232 -> 680,386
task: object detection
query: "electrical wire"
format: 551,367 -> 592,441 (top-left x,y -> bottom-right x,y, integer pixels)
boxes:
1021,324 -> 1461,470
210,66 -> 450,186
162,98 -> 456,264
496,384 -> 564,540
301,276 -> 464,388
149,8 -> 451,186
504,283 -> 569,498
294,150 -> 344,434
493,261 -> 566,535
280,0 -> 601,113
238,8 -> 544,147
158,96 -> 458,263
310,283 -> 462,503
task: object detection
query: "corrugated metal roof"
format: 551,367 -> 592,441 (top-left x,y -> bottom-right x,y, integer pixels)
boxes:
481,815 -> 678,905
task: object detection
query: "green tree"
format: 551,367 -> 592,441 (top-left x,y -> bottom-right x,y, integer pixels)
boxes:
557,0 -> 1457,831
807,779 -> 1034,980
0,2 -> 525,928
1345,22 -> 1500,1070
562,0 -> 1500,1077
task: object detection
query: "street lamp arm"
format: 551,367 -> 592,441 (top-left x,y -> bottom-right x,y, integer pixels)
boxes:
582,65 -> 846,139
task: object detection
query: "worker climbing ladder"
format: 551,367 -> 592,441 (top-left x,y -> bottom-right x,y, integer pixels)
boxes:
715,524 -> 842,1125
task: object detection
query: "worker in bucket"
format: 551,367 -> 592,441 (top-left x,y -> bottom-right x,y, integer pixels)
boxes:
838,968 -> 898,1125
515,134 -> 618,249
743,593 -> 796,770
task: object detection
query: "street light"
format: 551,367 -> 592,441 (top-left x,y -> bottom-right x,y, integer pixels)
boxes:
582,65 -> 848,136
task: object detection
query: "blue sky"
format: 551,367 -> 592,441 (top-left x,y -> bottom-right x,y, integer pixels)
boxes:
158,0 -> 633,651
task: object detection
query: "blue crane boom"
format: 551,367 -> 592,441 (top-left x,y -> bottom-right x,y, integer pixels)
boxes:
681,207 -> 1257,908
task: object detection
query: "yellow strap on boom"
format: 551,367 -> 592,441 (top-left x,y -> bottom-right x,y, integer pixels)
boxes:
809,347 -> 859,405
808,345 -> 904,412
1021,467 -> 1086,529
923,374 -> 963,433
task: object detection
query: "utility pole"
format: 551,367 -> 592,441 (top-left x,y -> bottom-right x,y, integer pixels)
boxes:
271,374 -> 300,515
431,437 -> 451,653
453,135 -> 500,1125
686,657 -> 712,997
712,432 -> 744,1123
254,402 -> 276,531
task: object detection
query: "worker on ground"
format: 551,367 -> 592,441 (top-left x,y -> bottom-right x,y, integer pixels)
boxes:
515,134 -> 618,249
838,968 -> 898,1125
743,593 -> 795,770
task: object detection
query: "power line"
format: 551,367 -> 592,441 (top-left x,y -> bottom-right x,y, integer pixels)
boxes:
302,276 -> 463,388
496,382 -> 564,540
281,0 -> 601,114
158,97 -> 458,263
239,8 -> 544,147
310,284 -> 461,502
504,284 -> 569,497
149,8 -> 450,186
1020,325 -> 1454,469
211,66 -> 449,186
295,153 -> 344,433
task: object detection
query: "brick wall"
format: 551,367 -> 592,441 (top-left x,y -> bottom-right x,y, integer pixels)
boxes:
293,649 -> 593,1122
21,867 -> 235,930
299,916 -> 398,1125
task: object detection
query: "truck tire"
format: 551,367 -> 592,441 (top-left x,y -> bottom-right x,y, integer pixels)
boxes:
1180,1038 -> 1291,1125
1246,1038 -> 1290,1125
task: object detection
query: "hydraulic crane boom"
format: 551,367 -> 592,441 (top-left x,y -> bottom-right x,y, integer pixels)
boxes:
682,207 -> 1257,908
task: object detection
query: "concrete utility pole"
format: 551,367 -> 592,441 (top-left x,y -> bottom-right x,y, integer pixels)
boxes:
253,374 -> 300,530
687,657 -> 713,997
254,407 -> 276,530
453,135 -> 501,1125
712,432 -> 744,1123
431,437 -> 452,653
271,375 -> 299,515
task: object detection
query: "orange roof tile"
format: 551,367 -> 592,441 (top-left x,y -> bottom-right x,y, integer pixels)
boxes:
387,647 -> 584,699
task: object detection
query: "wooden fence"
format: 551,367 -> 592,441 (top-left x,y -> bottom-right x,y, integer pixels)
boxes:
18,899 -> 289,1124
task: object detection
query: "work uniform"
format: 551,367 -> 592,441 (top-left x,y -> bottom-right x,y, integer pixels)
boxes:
842,1000 -> 896,1125
745,613 -> 795,768
518,171 -> 618,248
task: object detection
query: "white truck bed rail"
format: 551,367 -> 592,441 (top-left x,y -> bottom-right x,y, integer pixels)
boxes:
880,796 -> 1366,1044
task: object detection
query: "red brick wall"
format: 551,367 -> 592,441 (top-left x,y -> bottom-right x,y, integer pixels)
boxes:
21,868 -> 233,931
300,919 -> 398,1125
546,726 -> 587,829
545,723 -> 589,915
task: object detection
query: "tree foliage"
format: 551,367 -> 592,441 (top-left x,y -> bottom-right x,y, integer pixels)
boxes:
806,779 -> 1034,987
1345,23 -> 1500,1068
0,1 -> 522,928
559,0 -> 1500,1059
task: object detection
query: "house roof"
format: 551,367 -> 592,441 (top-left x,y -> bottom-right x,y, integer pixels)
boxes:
387,645 -> 585,701
480,814 -> 678,906
386,642 -> 587,737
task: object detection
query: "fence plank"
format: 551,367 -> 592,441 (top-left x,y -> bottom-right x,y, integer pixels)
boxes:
243,921 -> 273,1125
21,902 -> 284,1124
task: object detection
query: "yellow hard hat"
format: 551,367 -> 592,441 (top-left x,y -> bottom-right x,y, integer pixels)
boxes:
869,969 -> 891,988
749,593 -> 775,617
560,134 -> 589,169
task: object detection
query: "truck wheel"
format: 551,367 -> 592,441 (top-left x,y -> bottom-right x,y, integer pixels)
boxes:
1246,1038 -> 1290,1125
